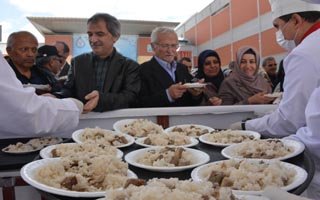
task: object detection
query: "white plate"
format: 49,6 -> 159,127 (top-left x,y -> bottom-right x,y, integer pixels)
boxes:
221,139 -> 305,160
183,83 -> 207,88
191,159 -> 308,196
235,195 -> 270,200
125,147 -> 210,172
199,130 -> 261,147
72,129 -> 134,148
2,145 -> 42,154
135,136 -> 199,148
39,143 -> 123,159
113,119 -> 137,134
2,137 -> 63,154
20,158 -> 137,198
165,124 -> 215,138
264,92 -> 282,98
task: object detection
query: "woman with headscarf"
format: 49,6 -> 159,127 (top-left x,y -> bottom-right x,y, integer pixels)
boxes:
219,46 -> 274,105
195,49 -> 224,106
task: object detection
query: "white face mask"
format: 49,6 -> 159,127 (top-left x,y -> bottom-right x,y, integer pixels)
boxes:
276,30 -> 296,52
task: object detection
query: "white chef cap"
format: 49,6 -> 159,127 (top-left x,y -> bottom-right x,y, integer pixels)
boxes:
269,0 -> 320,20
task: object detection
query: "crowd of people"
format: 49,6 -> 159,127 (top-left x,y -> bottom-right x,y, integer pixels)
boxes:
3,18 -> 286,111
1,0 -> 320,199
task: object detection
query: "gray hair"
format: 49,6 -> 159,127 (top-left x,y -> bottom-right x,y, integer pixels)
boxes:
87,13 -> 121,38
151,27 -> 177,43
262,56 -> 276,67
7,31 -> 38,49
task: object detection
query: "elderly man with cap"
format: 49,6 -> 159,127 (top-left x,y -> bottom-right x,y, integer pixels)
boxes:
232,0 -> 320,136
36,45 -> 63,93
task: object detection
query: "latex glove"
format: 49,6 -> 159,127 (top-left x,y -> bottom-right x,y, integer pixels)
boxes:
69,98 -> 84,114
263,186 -> 311,200
230,121 -> 242,130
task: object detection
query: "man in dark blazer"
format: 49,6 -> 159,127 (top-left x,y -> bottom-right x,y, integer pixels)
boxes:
55,13 -> 140,112
139,27 -> 202,107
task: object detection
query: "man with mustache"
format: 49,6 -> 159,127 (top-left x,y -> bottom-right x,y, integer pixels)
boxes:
6,31 -> 56,94
56,13 -> 140,113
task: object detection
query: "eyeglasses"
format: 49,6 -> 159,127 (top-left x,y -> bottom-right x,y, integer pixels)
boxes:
155,43 -> 179,49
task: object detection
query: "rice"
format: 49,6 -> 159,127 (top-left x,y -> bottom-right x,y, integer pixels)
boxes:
137,147 -> 194,167
35,155 -> 129,192
104,178 -> 236,200
2,136 -> 61,153
200,159 -> 296,191
204,130 -> 255,144
169,125 -> 209,137
143,133 -> 191,146
2,142 -> 37,152
233,139 -> 294,159
121,119 -> 164,137
79,127 -> 128,146
27,136 -> 62,147
50,143 -> 118,158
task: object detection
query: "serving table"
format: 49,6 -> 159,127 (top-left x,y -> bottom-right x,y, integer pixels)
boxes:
1,104 -> 314,200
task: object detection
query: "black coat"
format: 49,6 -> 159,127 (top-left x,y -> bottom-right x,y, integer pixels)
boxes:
138,57 -> 201,107
57,50 -> 140,112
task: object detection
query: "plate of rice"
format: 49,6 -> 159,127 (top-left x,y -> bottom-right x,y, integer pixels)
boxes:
2,136 -> 63,154
191,159 -> 307,196
125,147 -> 210,172
135,133 -> 198,148
164,124 -> 215,138
221,139 -> 305,160
99,177 -> 238,200
113,119 -> 164,138
20,156 -> 137,198
72,128 -> 134,148
39,143 -> 123,159
199,130 -> 261,147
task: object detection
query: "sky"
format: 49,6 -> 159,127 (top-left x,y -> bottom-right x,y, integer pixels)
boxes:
0,0 -> 213,43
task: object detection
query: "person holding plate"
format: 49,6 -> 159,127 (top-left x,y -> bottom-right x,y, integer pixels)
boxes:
194,49 -> 223,106
219,46 -> 273,105
138,27 -> 203,107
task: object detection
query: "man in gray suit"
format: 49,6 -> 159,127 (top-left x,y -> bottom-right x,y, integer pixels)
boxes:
56,13 -> 140,113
